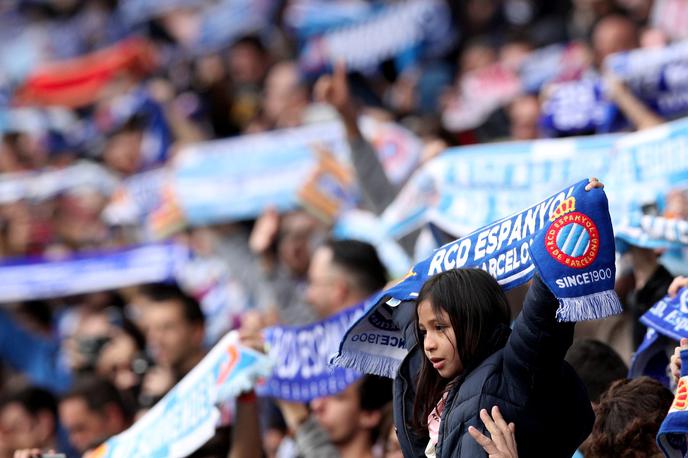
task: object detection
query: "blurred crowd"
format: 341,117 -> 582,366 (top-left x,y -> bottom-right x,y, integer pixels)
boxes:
0,0 -> 688,457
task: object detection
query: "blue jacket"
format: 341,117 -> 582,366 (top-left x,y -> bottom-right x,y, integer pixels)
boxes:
392,275 -> 594,458
0,309 -> 72,393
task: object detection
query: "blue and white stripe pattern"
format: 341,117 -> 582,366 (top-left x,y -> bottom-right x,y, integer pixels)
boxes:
558,223 -> 591,258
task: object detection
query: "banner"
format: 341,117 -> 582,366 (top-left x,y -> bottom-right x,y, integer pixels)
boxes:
629,289 -> 688,390
171,121 -> 349,225
299,0 -> 455,73
168,117 -> 421,226
640,288 -> 688,342
13,38 -> 157,108
0,244 -> 188,302
297,146 -> 357,223
333,180 -> 621,377
605,40 -> 688,119
380,116 -> 688,240
539,77 -> 618,137
0,161 -> 119,205
194,0 -> 273,54
441,42 -> 589,132
540,41 -> 688,137
380,132 -> 619,238
102,168 -> 167,227
87,331 -> 273,458
285,0 -> 373,38
0,106 -> 78,135
358,116 -> 422,186
119,0 -> 207,24
518,43 -> 589,93
259,302 -> 365,402
615,214 -> 688,253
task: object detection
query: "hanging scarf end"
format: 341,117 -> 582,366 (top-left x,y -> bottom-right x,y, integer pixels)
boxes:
555,289 -> 622,322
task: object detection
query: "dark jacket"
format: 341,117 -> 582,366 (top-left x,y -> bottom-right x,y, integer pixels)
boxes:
392,275 -> 594,458
627,264 -> 674,348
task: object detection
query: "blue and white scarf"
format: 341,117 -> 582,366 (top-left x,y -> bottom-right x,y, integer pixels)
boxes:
658,346 -> 688,458
630,288 -> 688,387
0,244 -> 188,302
259,302 -> 366,402
333,180 -> 621,377
539,77 -> 620,137
616,214 -> 688,254
299,0 -> 455,74
0,161 -> 118,205
89,331 -> 273,458
605,40 -> 688,120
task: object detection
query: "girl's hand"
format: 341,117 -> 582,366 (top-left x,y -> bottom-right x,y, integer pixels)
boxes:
468,406 -> 518,458
585,177 -> 604,191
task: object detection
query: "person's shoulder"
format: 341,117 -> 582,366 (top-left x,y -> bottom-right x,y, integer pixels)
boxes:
458,351 -> 506,396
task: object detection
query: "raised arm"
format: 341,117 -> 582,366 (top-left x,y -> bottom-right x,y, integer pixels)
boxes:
502,274 -> 575,386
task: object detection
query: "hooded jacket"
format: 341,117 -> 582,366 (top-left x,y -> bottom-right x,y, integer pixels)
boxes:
392,275 -> 594,457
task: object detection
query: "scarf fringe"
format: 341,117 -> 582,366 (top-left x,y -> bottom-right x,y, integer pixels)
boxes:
330,352 -> 400,379
555,289 -> 622,322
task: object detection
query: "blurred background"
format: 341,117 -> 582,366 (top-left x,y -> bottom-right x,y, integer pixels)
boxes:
0,0 -> 687,457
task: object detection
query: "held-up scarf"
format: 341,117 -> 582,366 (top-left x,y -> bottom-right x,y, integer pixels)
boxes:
332,179 -> 622,378
629,288 -> 688,387
615,214 -> 688,254
259,302 -> 366,402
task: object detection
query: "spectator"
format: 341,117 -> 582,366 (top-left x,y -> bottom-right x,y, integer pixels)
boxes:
591,14 -> 639,68
0,386 -> 59,457
139,283 -> 205,380
58,376 -> 130,454
305,239 -> 388,318
279,375 -> 393,458
625,246 -> 675,349
250,208 -> 326,325
565,339 -> 629,404
581,377 -> 673,457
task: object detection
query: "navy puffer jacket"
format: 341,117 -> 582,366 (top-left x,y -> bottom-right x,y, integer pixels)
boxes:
392,275 -> 594,458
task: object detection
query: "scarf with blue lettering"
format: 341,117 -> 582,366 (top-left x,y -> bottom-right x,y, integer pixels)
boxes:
332,179 -> 621,378
258,302 -> 366,402
629,289 -> 688,387
658,347 -> 688,458
615,214 -> 688,254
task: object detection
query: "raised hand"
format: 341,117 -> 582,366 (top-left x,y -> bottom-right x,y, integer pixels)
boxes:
468,406 -> 518,458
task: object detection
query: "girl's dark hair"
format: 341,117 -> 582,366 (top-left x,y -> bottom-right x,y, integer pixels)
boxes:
582,377 -> 673,458
412,268 -> 511,433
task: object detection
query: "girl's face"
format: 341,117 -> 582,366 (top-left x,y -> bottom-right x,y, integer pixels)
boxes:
417,299 -> 463,379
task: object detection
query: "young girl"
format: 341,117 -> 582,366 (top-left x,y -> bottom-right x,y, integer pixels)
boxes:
392,182 -> 601,458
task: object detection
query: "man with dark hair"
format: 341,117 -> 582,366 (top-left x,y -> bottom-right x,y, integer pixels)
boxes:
58,376 -> 130,454
305,239 -> 388,318
281,375 -> 393,458
138,283 -> 206,381
565,339 -> 628,404
0,386 -> 59,456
